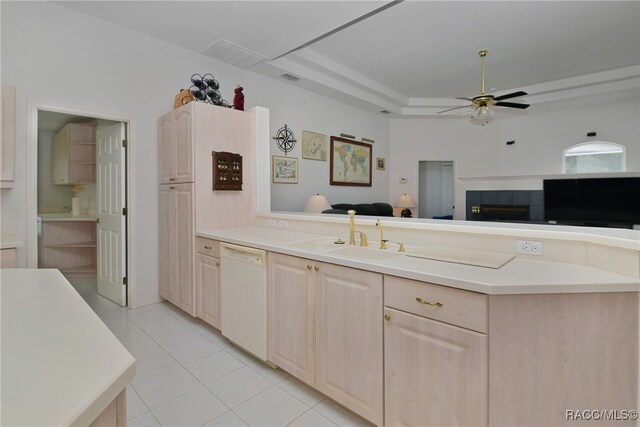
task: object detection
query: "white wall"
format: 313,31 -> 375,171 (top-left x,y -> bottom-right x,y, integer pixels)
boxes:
390,98 -> 640,219
0,2 -> 388,306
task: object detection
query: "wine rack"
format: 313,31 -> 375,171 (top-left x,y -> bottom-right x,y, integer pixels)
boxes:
212,151 -> 243,191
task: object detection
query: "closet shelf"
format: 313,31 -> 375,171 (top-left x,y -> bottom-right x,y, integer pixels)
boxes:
45,242 -> 97,248
60,265 -> 97,274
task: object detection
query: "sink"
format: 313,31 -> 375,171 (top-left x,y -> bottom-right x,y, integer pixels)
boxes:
288,238 -> 349,251
327,245 -> 402,260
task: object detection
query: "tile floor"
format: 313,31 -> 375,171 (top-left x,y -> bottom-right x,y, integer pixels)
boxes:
69,279 -> 372,427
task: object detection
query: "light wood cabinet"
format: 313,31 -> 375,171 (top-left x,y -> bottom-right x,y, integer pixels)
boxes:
384,307 -> 487,427
157,106 -> 193,184
267,253 -> 383,425
267,253 -> 316,386
158,102 -> 255,318
40,219 -> 97,276
51,123 -> 96,185
384,276 -> 488,427
315,262 -> 383,426
1,85 -> 16,188
196,240 -> 221,329
0,248 -> 17,268
158,183 -> 195,315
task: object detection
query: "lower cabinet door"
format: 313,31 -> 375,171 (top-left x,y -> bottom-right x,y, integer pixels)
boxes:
267,253 -> 315,386
196,254 -> 221,329
315,263 -> 383,425
384,307 -> 488,427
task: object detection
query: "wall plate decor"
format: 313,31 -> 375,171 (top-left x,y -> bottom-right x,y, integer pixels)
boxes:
330,136 -> 372,187
212,151 -> 243,190
272,156 -> 298,184
273,124 -> 296,155
301,130 -> 327,161
376,157 -> 385,170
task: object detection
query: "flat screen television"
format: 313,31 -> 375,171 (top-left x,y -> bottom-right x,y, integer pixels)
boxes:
544,177 -> 640,228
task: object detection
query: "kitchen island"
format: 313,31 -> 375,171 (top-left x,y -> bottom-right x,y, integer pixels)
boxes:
0,269 -> 135,426
196,224 -> 639,426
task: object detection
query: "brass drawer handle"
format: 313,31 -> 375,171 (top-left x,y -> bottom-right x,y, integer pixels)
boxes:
215,261 -> 220,267
306,265 -> 312,270
314,266 -> 319,271
416,297 -> 443,307
169,186 -> 176,189
384,314 -> 391,321
204,245 -> 212,250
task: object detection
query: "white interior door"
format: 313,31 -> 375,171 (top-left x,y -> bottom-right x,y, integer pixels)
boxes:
440,163 -> 454,216
97,123 -> 127,306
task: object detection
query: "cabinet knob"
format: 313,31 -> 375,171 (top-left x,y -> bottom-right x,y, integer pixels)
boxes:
314,265 -> 319,271
96,218 -> 100,224
416,297 -> 443,307
215,261 -> 220,267
306,265 -> 312,270
384,314 -> 391,321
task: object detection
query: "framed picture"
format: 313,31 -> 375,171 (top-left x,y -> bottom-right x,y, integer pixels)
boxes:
376,157 -> 385,170
272,156 -> 298,184
330,136 -> 372,187
301,130 -> 327,161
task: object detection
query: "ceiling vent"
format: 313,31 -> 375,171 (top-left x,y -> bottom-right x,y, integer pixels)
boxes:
379,110 -> 391,114
280,73 -> 301,82
202,39 -> 267,69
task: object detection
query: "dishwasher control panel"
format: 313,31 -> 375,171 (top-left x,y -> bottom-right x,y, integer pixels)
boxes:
220,243 -> 267,267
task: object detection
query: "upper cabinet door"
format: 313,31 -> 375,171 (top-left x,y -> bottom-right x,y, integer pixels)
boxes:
173,105 -> 194,183
157,104 -> 194,184
157,112 -> 174,184
0,85 -> 15,188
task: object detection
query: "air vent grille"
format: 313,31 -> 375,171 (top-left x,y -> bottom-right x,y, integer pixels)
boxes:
202,40 -> 266,69
280,73 -> 301,82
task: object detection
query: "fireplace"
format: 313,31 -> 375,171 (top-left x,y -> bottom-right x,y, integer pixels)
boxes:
470,204 -> 530,222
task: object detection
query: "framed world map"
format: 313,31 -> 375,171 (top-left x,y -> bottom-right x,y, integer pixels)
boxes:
329,136 -> 372,186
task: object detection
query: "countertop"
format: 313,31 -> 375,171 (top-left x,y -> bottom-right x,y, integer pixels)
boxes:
38,213 -> 98,221
0,269 -> 136,426
197,226 -> 640,295
0,233 -> 23,249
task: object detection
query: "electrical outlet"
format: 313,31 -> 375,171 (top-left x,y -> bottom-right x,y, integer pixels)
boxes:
516,240 -> 543,255
10,206 -> 20,218
267,219 -> 277,227
399,178 -> 407,184
277,220 -> 288,228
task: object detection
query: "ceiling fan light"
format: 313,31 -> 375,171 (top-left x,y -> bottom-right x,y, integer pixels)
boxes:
470,105 -> 494,125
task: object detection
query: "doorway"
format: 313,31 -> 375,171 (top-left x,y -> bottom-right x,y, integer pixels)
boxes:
418,161 -> 454,219
31,106 -> 131,306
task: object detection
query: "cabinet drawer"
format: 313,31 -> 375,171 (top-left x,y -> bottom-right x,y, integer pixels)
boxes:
384,275 -> 487,333
196,237 -> 219,257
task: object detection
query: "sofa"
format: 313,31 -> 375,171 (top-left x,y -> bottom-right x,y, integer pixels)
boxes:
322,203 -> 394,216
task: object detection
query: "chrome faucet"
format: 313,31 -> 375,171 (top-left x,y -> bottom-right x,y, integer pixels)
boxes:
376,219 -> 388,249
348,210 -> 356,245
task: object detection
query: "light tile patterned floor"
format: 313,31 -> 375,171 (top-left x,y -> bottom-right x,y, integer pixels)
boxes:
69,279 -> 372,427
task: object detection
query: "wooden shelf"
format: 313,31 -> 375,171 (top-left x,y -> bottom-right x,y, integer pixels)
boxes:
60,264 -> 97,274
45,242 -> 96,248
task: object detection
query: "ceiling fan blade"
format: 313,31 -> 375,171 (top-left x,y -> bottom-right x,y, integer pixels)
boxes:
437,105 -> 473,114
494,101 -> 530,109
493,91 -> 527,101
455,97 -> 473,101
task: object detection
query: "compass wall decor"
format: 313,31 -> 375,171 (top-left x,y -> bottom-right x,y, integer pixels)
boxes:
273,124 -> 297,155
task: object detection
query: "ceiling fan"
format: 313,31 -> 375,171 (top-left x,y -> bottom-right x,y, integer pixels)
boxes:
438,49 -> 530,125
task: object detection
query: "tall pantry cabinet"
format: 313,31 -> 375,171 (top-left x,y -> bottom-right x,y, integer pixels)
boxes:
158,102 -> 255,316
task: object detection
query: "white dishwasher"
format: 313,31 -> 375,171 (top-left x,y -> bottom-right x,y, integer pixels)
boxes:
220,243 -> 268,361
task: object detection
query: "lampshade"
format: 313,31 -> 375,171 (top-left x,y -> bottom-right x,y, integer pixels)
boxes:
395,193 -> 416,208
303,194 -> 332,213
